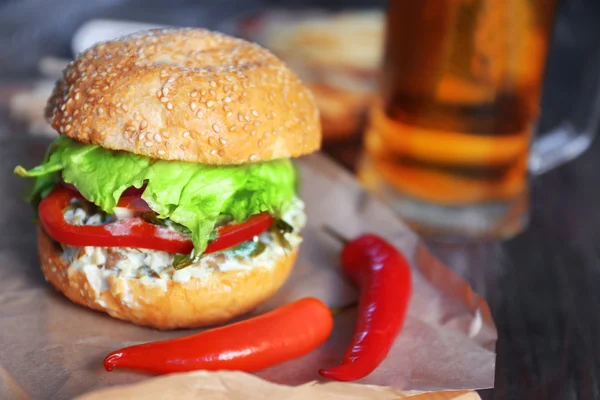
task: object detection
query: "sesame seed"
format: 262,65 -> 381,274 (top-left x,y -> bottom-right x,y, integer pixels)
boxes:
139,132 -> 146,141
158,150 -> 166,156
254,121 -> 260,126
156,90 -> 162,97
126,125 -> 136,132
140,120 -> 148,129
167,102 -> 173,110
207,100 -> 216,108
190,91 -> 198,98
210,149 -> 218,155
249,154 -> 258,161
258,139 -> 264,147
209,80 -> 217,88
224,97 -> 232,103
209,89 -> 216,97
243,124 -> 250,131
60,104 -> 66,111
121,104 -> 129,111
212,124 -> 220,133
244,115 -> 251,122
97,107 -> 104,115
226,112 -> 232,118
154,133 -> 162,142
230,124 -> 237,131
251,109 -> 259,117
251,130 -> 257,136
219,138 -> 227,145
197,111 -> 204,118
64,124 -> 72,132
183,131 -> 190,138
160,97 -> 169,103
74,93 -> 80,101
162,87 -> 169,96
145,141 -> 154,147
208,137 -> 217,146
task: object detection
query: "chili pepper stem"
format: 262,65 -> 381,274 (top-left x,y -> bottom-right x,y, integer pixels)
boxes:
322,226 -> 349,245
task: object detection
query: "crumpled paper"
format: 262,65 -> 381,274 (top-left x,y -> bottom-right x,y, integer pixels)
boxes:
0,138 -> 495,399
75,370 -> 481,400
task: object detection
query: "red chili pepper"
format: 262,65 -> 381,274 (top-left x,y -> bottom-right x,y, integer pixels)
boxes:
39,185 -> 275,254
319,234 -> 412,381
104,297 -> 334,374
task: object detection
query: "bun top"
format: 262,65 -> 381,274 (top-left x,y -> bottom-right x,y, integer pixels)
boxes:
46,28 -> 321,164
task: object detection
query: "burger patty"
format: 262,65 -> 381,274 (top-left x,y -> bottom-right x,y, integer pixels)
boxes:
60,197 -> 305,291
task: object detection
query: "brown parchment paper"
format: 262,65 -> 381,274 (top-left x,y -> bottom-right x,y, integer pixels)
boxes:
0,152 -> 496,400
76,370 -> 481,400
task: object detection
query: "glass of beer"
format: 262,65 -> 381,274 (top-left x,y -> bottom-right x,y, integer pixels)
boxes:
359,0 -> 600,239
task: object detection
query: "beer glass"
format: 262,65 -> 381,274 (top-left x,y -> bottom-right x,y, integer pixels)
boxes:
359,0 -> 600,239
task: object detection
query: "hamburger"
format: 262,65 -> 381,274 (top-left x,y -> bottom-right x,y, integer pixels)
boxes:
15,28 -> 321,329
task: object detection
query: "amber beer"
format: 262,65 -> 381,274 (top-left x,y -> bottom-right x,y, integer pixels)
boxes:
360,0 -> 557,236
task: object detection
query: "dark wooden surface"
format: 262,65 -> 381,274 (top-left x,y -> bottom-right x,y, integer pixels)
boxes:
424,136 -> 600,400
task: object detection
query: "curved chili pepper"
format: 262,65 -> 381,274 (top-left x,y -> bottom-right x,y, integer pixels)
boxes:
39,185 -> 275,254
319,234 -> 412,381
104,297 -> 334,374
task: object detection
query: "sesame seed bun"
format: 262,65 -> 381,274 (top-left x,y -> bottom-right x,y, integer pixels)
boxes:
45,28 -> 321,164
38,227 -> 298,330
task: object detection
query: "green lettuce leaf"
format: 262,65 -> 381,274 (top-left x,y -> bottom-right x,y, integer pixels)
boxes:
15,137 -> 297,255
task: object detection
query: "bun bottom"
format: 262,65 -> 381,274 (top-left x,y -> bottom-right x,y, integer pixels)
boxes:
37,228 -> 297,330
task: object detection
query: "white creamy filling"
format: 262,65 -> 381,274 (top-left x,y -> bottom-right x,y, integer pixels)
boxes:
61,197 -> 306,291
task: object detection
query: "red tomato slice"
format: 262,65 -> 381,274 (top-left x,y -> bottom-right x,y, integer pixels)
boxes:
38,186 -> 275,255
61,181 -> 151,211
204,212 -> 275,254
117,196 -> 153,212
120,186 -> 146,197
